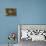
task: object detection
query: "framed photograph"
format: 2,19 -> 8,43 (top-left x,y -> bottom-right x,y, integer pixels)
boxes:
6,8 -> 16,16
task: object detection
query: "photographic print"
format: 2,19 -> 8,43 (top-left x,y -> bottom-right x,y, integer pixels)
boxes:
6,8 -> 16,16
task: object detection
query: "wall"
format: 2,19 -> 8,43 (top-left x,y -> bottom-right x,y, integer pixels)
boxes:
0,0 -> 46,44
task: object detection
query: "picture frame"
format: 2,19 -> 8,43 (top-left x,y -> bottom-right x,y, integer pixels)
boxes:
6,8 -> 17,16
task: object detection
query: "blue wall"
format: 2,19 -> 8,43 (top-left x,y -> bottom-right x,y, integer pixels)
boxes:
0,0 -> 46,44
